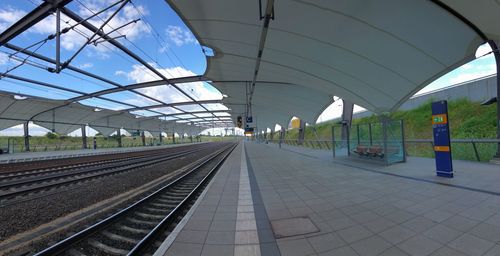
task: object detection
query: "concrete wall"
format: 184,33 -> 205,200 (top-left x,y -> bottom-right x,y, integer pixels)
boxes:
350,75 -> 497,120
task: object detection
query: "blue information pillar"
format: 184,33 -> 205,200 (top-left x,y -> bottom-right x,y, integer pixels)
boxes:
432,101 -> 453,178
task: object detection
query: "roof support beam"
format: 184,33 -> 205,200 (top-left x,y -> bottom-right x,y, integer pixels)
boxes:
61,7 -> 222,121
126,99 -> 223,112
70,75 -> 206,100
248,0 -> 275,115
0,0 -> 73,46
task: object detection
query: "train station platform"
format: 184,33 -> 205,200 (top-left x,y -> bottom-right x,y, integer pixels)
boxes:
0,142 -> 203,164
159,140 -> 500,256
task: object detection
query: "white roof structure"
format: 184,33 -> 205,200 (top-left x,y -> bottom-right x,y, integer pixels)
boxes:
168,0 -> 497,131
0,0 -> 498,135
0,93 -> 204,136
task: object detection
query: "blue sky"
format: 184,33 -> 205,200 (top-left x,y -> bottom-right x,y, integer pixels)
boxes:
0,0 -> 497,135
0,0 -> 218,109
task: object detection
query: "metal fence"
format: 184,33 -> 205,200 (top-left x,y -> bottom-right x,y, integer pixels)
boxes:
262,138 -> 500,162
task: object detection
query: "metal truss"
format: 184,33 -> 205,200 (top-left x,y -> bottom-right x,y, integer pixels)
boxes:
0,0 -> 234,130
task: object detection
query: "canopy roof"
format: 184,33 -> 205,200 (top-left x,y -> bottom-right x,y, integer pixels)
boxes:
1,0 -> 498,133
0,93 -> 204,135
167,0 -> 496,130
0,0 -> 233,134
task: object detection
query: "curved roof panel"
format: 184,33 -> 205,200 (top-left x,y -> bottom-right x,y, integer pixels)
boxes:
168,0 -> 484,118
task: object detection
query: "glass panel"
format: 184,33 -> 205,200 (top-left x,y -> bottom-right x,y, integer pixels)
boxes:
0,78 -> 80,99
175,114 -> 196,119
150,107 -> 183,115
176,104 -> 205,112
102,91 -> 159,107
213,112 -> 231,117
193,113 -> 213,118
79,98 -> 130,110
202,103 -> 228,110
129,110 -> 159,117
386,120 -> 405,164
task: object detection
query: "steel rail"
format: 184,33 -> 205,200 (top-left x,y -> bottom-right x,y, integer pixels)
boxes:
0,145 -> 214,202
0,143 -> 212,178
33,143 -> 236,256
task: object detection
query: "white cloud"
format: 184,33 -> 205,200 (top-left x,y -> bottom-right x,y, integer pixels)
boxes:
0,1 -> 151,55
78,62 -> 94,69
115,64 -> 222,107
165,25 -> 197,46
0,7 -> 25,32
77,1 -> 151,42
0,52 -> 9,66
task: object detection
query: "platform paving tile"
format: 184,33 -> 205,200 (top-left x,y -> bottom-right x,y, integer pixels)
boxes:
164,141 -> 500,255
421,224 -> 462,244
318,246 -> 359,256
447,233 -> 495,255
396,235 -> 442,256
429,246 -> 468,256
350,235 -> 392,256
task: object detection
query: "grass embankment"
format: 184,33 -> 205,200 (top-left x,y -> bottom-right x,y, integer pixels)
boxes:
282,98 -> 498,162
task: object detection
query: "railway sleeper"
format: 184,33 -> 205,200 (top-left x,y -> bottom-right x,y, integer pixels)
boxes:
126,217 -> 158,226
170,188 -> 194,193
67,248 -> 87,256
143,206 -> 171,213
159,194 -> 188,200
87,238 -> 129,255
134,211 -> 166,220
149,202 -> 176,208
156,197 -> 184,204
101,230 -> 140,245
116,224 -> 150,235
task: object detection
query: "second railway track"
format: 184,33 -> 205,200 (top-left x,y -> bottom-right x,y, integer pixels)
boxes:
0,143 -> 216,204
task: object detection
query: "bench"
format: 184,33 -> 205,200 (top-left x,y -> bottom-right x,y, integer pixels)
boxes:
353,145 -> 369,156
353,145 -> 401,159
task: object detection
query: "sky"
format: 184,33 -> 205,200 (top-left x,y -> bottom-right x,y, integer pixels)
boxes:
0,0 -> 497,136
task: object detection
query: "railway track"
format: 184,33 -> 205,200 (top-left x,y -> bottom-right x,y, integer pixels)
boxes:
0,143 -> 208,177
0,144 -> 216,204
33,142 -> 236,256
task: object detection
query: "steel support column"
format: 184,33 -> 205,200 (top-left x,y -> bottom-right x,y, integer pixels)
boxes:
279,127 -> 285,148
488,40 -> 500,159
141,131 -> 146,146
298,120 -> 306,145
82,125 -> 87,149
172,133 -> 176,144
23,122 -> 30,152
341,99 -> 354,145
159,132 -> 163,145
117,129 -> 122,148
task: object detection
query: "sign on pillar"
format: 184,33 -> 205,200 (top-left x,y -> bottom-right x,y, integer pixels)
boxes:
432,101 -> 453,178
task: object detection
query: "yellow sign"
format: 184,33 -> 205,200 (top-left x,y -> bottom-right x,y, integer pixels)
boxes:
434,146 -> 450,152
291,118 -> 301,129
432,114 -> 447,125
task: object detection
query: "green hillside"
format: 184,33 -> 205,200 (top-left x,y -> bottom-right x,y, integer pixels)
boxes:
282,98 -> 498,161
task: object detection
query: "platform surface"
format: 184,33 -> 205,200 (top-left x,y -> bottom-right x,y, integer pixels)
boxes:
161,141 -> 500,256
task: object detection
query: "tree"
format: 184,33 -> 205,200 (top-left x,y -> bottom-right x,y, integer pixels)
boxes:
45,132 -> 58,139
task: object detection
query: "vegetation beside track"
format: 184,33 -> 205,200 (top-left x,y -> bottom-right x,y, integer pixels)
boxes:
283,98 -> 498,162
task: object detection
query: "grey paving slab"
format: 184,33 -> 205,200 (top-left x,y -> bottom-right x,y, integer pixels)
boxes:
396,235 -> 442,256
161,141 -> 500,255
350,235 -> 392,256
447,233 -> 495,255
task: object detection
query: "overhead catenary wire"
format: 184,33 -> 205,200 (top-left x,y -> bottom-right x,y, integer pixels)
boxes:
15,0 -> 226,128
74,0 -> 224,126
